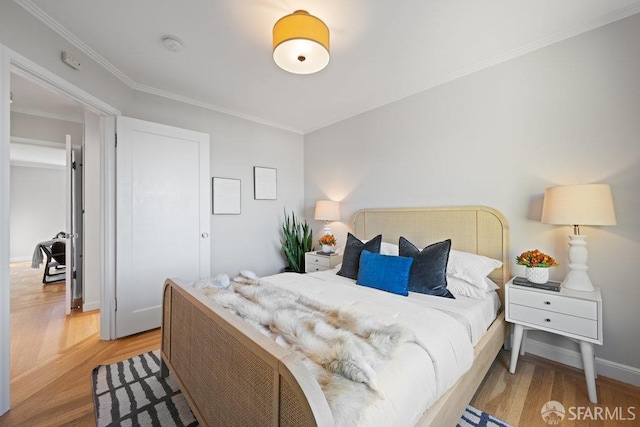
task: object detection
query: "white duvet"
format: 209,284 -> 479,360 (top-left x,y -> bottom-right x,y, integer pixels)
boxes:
260,268 -> 494,426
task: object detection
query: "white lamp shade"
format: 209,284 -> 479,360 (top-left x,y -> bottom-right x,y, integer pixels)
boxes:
541,184 -> 616,226
314,200 -> 340,221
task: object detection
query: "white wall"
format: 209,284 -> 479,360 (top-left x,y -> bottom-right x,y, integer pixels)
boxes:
9,165 -> 65,261
125,92 -> 304,276
305,13 -> 640,379
10,111 -> 83,146
0,2 -> 304,281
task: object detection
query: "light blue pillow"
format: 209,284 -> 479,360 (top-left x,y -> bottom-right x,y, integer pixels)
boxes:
356,250 -> 413,296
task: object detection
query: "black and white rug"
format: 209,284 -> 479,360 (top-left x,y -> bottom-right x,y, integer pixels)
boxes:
92,351 -> 512,427
92,350 -> 198,426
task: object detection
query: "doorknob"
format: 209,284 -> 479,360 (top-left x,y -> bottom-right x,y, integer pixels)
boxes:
65,233 -> 79,239
201,233 -> 209,238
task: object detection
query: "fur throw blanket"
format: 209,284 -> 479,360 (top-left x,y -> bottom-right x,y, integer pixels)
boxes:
194,271 -> 428,426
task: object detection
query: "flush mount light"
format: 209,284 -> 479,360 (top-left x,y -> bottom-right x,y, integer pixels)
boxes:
272,10 -> 330,75
162,35 -> 184,53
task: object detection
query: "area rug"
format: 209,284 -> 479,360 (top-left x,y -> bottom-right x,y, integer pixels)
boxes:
93,350 -> 512,427
457,405 -> 513,427
91,350 -> 198,426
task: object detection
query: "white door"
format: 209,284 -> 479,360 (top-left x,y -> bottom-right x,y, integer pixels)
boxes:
115,117 -> 210,338
64,135 -> 73,315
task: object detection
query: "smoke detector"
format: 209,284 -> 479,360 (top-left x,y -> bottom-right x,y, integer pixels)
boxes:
161,36 -> 183,53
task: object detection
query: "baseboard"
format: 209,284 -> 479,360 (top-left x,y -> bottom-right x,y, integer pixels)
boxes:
82,301 -> 100,312
524,338 -> 640,387
10,256 -> 31,263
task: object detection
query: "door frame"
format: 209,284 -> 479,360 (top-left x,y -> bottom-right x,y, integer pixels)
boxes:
0,44 -> 120,415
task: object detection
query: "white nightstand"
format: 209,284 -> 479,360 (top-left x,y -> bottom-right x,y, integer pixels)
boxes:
305,252 -> 343,273
505,278 -> 603,403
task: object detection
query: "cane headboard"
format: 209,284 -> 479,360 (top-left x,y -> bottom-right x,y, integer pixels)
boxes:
352,206 -> 510,294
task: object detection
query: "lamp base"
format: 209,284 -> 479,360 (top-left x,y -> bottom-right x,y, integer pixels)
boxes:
323,222 -> 332,235
561,235 -> 595,292
561,269 -> 595,292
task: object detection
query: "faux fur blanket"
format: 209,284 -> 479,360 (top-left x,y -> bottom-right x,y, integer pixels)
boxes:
194,271 -> 428,426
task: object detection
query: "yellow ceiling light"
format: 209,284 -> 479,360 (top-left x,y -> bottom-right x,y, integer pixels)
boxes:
273,10 -> 330,75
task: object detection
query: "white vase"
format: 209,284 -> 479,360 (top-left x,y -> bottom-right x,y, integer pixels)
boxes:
526,267 -> 549,284
322,244 -> 332,253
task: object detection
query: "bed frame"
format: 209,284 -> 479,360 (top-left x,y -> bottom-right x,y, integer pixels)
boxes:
160,206 -> 510,426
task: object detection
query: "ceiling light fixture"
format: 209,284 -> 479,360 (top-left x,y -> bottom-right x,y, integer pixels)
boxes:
273,10 -> 330,75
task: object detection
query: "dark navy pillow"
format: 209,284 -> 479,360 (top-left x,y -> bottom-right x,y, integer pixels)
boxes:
356,250 -> 413,296
337,233 -> 382,279
399,237 -> 455,299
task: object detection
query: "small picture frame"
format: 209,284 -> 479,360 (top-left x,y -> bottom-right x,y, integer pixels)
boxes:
253,166 -> 277,200
212,177 -> 241,214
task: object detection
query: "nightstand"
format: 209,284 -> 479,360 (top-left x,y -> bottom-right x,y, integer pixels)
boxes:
505,279 -> 603,403
305,252 -> 343,273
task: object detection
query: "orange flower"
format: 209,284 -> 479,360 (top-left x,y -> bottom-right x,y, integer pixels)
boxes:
515,249 -> 558,268
318,234 -> 337,246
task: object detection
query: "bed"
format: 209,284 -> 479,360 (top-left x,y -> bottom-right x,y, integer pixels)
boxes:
160,206 -> 510,426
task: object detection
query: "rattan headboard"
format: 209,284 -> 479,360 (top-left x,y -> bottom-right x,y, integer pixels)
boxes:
352,206 -> 510,295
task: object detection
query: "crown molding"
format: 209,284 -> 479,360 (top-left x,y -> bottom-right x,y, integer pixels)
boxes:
306,4 -> 640,134
133,83 -> 303,135
14,0 -> 303,134
16,0 -> 640,136
11,106 -> 83,124
10,135 -> 64,147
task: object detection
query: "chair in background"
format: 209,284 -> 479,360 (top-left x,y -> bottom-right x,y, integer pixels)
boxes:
39,240 -> 66,284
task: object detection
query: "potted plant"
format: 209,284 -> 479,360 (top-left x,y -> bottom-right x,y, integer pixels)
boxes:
281,210 -> 313,273
515,249 -> 558,284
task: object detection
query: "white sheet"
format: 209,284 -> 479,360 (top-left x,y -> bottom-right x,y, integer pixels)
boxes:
260,268 -> 500,426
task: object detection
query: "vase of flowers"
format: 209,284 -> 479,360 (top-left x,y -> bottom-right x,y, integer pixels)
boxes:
515,249 -> 558,284
318,234 -> 337,253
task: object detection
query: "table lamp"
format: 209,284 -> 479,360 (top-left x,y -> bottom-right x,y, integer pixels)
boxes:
314,200 -> 340,235
541,184 -> 616,292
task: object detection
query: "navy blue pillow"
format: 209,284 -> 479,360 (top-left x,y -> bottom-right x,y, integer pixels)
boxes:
398,237 -> 455,299
337,233 -> 382,279
356,250 -> 413,296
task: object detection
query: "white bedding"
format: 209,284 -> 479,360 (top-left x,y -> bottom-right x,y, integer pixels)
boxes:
260,268 -> 501,426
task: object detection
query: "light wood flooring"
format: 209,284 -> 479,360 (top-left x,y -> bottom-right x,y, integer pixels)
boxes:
0,262 -> 159,427
470,348 -> 640,426
1,262 -> 638,426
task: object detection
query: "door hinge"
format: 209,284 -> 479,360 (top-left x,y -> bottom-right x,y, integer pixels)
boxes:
72,161 -> 77,170
115,133 -> 117,148
114,298 -> 117,311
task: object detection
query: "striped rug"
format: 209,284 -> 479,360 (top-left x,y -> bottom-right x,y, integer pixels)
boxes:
92,350 -> 197,427
93,350 -> 512,427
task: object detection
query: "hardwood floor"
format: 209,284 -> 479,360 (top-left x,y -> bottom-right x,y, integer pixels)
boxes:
470,349 -> 640,426
1,262 -> 637,426
0,262 -> 160,427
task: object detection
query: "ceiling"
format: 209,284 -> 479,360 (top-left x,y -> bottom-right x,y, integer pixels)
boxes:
11,73 -> 85,123
15,0 -> 640,134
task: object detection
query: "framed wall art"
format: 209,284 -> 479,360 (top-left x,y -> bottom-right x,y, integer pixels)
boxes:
253,166 -> 277,200
212,177 -> 241,214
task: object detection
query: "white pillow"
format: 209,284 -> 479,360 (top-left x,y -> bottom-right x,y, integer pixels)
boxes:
447,276 -> 499,300
380,242 -> 399,256
447,250 -> 502,290
335,240 -> 398,256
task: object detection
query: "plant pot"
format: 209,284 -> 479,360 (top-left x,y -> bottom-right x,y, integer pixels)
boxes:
526,267 -> 549,284
321,244 -> 333,253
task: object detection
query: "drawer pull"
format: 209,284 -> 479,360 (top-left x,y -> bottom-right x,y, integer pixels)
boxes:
544,301 -> 551,305
545,318 -> 551,322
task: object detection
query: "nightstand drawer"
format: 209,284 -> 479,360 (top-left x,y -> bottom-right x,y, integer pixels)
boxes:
306,255 -> 331,268
510,287 -> 597,320
510,304 -> 598,339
